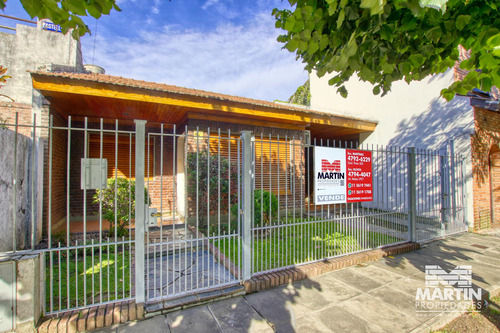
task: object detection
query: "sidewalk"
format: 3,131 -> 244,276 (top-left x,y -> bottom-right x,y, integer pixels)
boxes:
95,232 -> 500,333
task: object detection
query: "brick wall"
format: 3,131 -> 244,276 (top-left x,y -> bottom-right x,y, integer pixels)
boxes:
184,120 -> 306,220
67,123 -> 177,222
491,148 -> 500,225
0,102 -> 33,136
146,131 -> 175,216
45,111 -> 68,233
471,107 -> 500,230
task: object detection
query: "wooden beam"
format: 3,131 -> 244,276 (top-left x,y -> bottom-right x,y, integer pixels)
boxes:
187,112 -> 306,131
32,74 -> 377,132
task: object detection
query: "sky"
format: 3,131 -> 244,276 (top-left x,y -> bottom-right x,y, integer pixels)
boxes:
0,0 -> 308,102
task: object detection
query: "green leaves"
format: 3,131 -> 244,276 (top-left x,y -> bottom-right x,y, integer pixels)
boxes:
275,0 -> 500,100
360,0 -> 387,15
455,15 -> 470,31
13,0 -> 121,39
425,26 -> 441,43
336,9 -> 345,29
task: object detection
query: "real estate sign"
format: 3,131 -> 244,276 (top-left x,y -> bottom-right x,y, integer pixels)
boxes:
314,147 -> 373,205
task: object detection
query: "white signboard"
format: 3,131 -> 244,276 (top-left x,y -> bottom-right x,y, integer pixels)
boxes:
314,146 -> 346,204
314,146 -> 373,205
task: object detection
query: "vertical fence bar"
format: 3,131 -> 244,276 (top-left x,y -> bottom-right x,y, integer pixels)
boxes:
449,140 -> 457,224
31,114 -> 36,250
135,120 -> 147,304
241,131 -> 253,281
408,147 -> 417,242
13,113 -> 18,252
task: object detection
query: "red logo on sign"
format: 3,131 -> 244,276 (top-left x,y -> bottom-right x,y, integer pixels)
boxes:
321,159 -> 341,172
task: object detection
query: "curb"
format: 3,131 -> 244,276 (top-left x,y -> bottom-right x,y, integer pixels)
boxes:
243,242 -> 420,294
36,301 -> 144,333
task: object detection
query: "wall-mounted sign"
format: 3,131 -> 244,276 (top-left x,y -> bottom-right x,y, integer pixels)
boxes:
314,146 -> 373,205
41,19 -> 62,33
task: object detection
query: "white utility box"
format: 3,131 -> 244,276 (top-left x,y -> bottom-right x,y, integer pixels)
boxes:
81,158 -> 108,190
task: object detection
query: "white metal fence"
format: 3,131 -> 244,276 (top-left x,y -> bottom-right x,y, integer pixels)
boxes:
0,114 -> 467,315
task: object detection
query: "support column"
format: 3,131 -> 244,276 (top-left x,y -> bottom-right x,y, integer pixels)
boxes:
134,120 -> 147,304
241,131 -> 254,281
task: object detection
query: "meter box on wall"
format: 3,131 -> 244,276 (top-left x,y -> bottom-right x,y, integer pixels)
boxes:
314,147 -> 373,205
81,159 -> 108,190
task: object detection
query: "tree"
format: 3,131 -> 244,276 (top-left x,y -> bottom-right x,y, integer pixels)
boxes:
273,0 -> 500,100
287,79 -> 311,106
0,0 -> 121,39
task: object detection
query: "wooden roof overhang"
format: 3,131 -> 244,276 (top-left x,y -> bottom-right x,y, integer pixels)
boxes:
31,72 -> 377,138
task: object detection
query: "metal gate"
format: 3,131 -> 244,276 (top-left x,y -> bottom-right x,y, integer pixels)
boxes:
144,126 -> 243,303
2,115 -> 468,315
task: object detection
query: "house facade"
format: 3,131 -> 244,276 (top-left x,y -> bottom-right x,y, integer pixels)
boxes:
28,70 -> 376,234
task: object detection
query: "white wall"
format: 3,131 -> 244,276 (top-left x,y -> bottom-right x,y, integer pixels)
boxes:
310,70 -> 475,227
0,24 -> 82,104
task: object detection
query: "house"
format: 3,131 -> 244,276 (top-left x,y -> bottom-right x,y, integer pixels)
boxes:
309,47 -> 500,230
28,70 -> 377,234
0,20 -> 378,239
0,18 -> 472,329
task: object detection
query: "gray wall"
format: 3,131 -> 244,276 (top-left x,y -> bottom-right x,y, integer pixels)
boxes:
0,127 -> 33,252
0,23 -> 83,104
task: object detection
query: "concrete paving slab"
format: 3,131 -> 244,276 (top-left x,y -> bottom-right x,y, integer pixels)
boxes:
328,267 -> 383,293
473,254 -> 500,267
371,257 -> 423,277
352,262 -> 407,284
388,275 -> 425,297
116,315 -> 170,333
208,297 -> 273,333
166,305 -> 220,333
272,281 -> 335,315
368,285 -> 419,316
341,294 -> 422,332
481,249 -> 500,258
458,233 -> 500,246
245,289 -> 300,326
315,305 -> 384,333
311,273 -> 363,302
293,316 -> 330,333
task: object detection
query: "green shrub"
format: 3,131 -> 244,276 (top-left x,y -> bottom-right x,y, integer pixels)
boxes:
231,189 -> 278,226
253,189 -> 279,225
93,178 -> 149,238
186,150 -> 238,229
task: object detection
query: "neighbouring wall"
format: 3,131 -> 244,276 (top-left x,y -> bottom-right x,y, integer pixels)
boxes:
0,127 -> 33,251
0,24 -> 82,105
471,107 -> 500,229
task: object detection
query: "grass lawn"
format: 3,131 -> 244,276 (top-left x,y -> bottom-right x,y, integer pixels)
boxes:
45,245 -> 132,312
213,218 -> 403,273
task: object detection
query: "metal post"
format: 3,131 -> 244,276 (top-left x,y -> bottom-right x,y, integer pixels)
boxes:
134,120 -> 147,304
241,131 -> 253,281
439,150 -> 449,234
461,158 -> 469,231
408,147 -> 417,242
449,140 -> 457,223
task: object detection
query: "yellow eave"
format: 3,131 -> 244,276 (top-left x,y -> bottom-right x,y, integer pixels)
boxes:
31,74 -> 377,132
